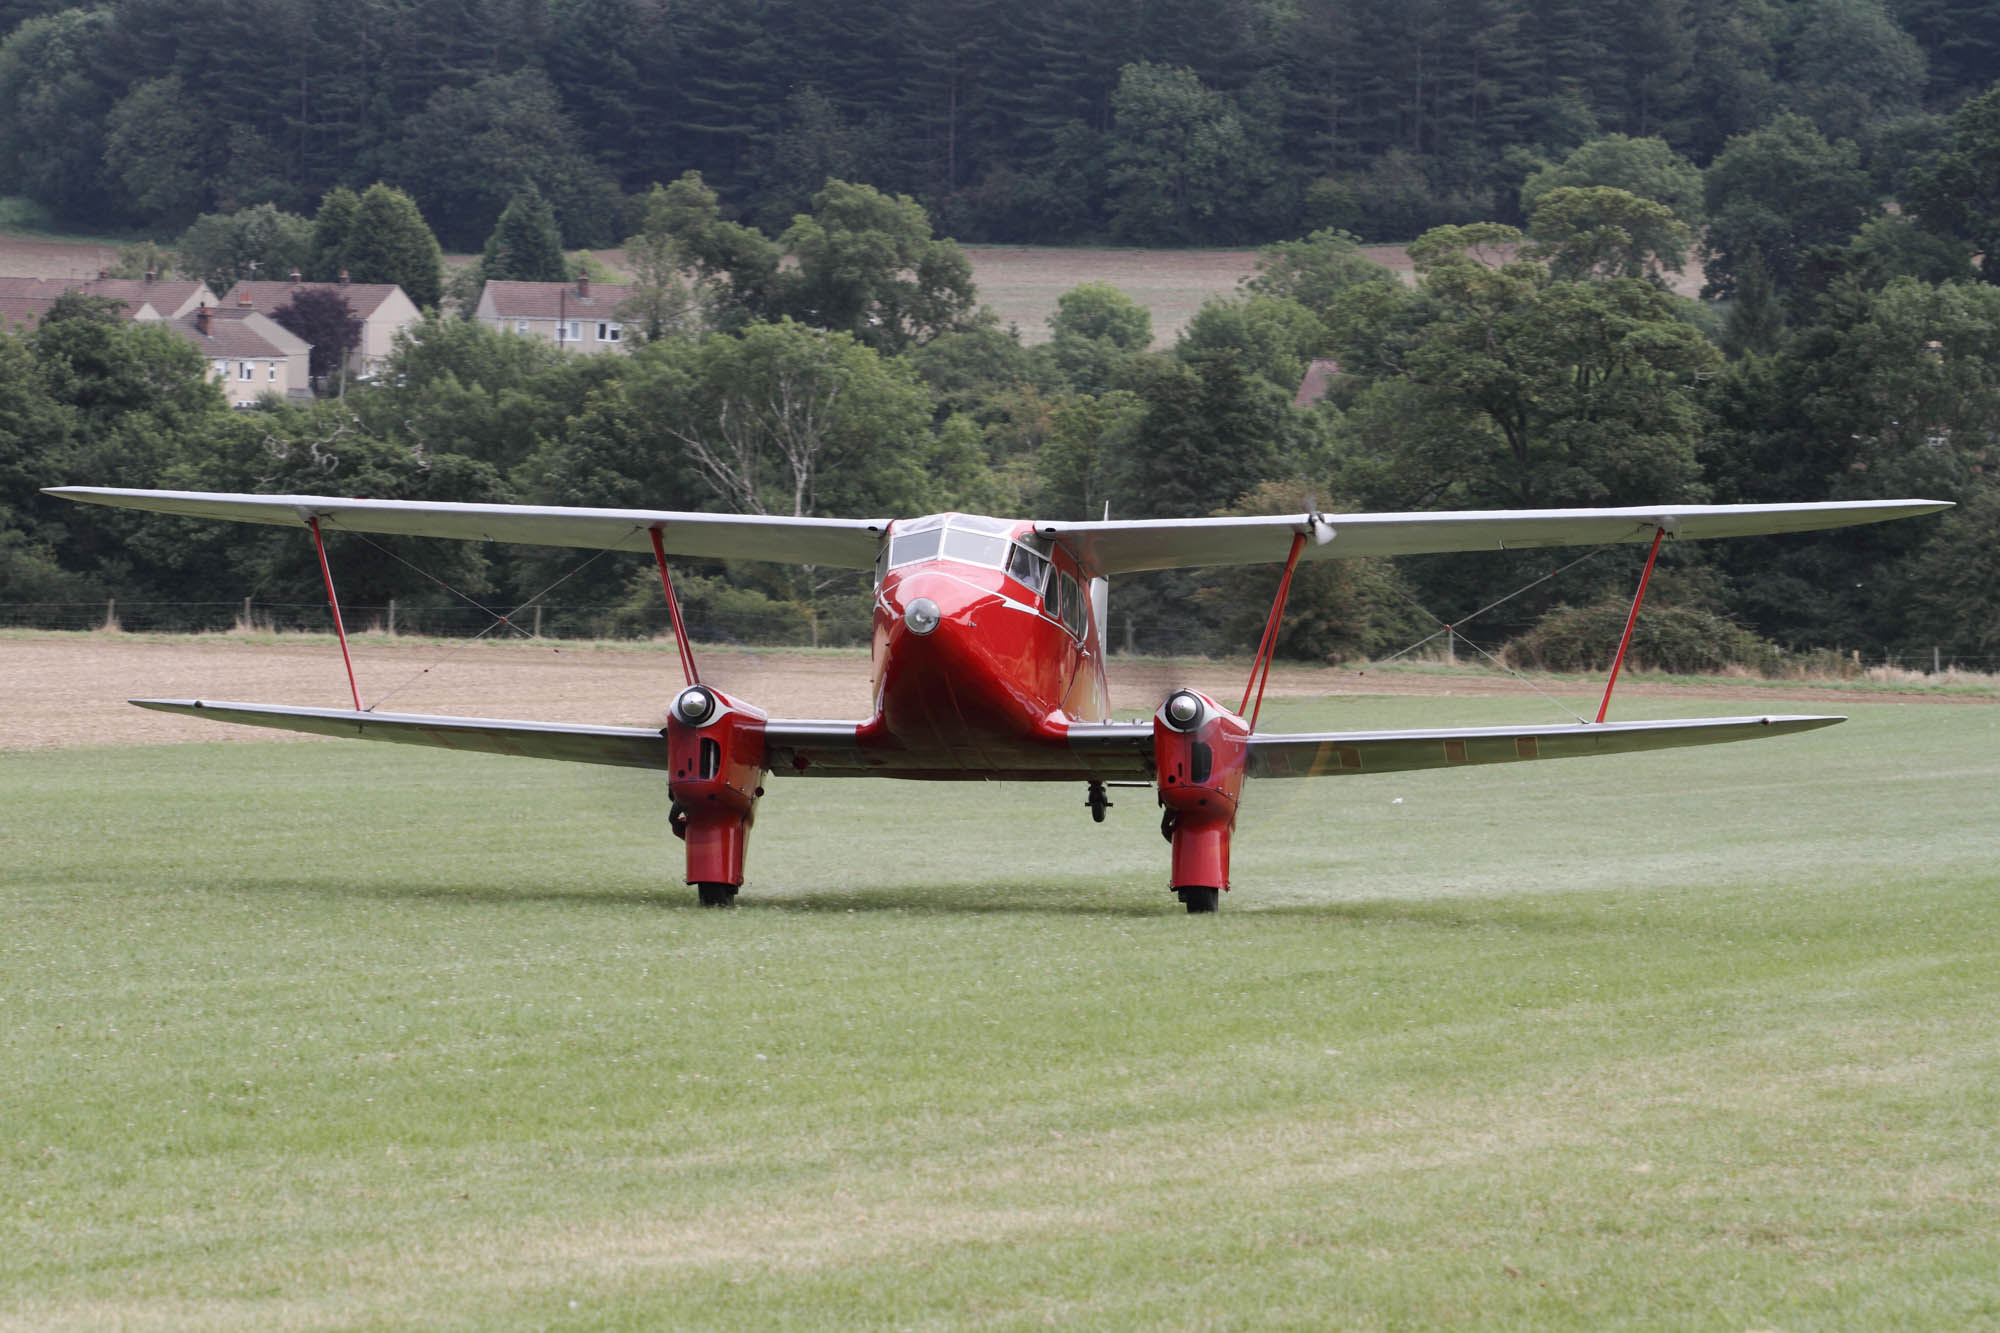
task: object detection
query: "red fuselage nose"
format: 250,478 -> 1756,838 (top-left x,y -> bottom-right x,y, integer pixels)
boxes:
874,562 -> 1074,767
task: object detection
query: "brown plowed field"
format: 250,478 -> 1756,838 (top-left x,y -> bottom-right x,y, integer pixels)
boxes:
5,631 -> 1984,752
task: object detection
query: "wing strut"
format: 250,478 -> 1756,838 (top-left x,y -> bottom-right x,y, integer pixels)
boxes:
1596,525 -> 1665,723
648,526 -> 700,687
1239,531 -> 1308,731
308,515 -> 363,711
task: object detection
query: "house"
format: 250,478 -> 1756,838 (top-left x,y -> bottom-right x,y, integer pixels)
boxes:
475,277 -> 635,353
170,303 -> 314,408
0,274 -> 222,332
218,274 -> 420,382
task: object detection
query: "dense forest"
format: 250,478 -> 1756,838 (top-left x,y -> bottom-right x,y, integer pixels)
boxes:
1,0 -> 1995,246
3,1 -> 1999,667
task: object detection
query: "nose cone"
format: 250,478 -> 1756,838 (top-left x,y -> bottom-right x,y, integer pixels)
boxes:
877,568 -> 1045,758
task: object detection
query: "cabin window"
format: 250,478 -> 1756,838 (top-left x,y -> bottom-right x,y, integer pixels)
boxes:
1005,540 -> 1050,595
1058,572 -> 1085,638
941,527 -> 1007,568
887,525 -> 943,568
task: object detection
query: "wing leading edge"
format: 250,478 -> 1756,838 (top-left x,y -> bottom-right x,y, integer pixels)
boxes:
134,699 -> 1840,783
49,488 -> 1947,575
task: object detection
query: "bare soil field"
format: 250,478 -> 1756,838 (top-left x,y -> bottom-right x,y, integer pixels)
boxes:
5,630 -> 1983,752
0,232 -> 121,281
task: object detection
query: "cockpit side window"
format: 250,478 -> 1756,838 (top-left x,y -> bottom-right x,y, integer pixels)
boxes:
1005,539 -> 1050,596
1057,571 -> 1085,638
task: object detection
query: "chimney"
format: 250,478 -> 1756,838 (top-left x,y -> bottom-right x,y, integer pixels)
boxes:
339,269 -> 350,286
97,268 -> 107,279
290,268 -> 303,284
577,275 -> 590,298
144,269 -> 157,283
237,288 -> 253,308
195,303 -> 211,336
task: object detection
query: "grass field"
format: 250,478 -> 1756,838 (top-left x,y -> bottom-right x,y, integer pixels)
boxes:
5,690 -> 1998,1329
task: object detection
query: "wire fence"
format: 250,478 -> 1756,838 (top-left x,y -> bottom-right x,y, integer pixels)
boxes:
6,598 -> 1998,677
0,598 -> 809,646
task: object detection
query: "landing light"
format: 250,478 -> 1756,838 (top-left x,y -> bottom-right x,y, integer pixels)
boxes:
673,684 -> 718,726
1163,690 -> 1205,731
904,596 -> 941,636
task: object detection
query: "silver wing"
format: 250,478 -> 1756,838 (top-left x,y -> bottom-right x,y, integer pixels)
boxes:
49,488 -> 1948,574
133,699 -> 1840,782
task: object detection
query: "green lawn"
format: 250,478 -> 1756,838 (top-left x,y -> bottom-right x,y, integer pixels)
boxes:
5,695 -> 1998,1329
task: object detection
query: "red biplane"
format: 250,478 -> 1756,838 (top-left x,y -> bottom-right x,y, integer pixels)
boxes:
50,487 -> 1947,910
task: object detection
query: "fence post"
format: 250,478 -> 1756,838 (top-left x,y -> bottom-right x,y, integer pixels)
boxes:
1934,645 -> 1941,675
388,598 -> 396,636
103,597 -> 116,631
242,596 -> 252,629
533,604 -> 543,638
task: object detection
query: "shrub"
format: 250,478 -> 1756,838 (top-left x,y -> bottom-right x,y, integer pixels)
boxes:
1502,600 -> 1782,675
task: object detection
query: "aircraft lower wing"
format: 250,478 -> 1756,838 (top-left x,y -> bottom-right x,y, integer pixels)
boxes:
129,699 -> 875,773
134,700 -> 1839,783
1240,713 -> 1842,778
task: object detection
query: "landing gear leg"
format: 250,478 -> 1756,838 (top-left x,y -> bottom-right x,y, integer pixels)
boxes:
1085,781 -> 1112,823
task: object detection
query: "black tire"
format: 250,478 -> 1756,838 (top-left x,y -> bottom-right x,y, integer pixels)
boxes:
1177,886 -> 1220,914
697,882 -> 737,908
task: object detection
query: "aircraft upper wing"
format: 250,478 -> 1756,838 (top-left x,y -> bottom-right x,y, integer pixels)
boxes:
46,487 -> 888,569
1038,500 -> 1952,575
49,488 -> 1947,575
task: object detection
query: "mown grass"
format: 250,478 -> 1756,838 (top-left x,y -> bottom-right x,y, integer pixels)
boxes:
5,695 -> 1998,1329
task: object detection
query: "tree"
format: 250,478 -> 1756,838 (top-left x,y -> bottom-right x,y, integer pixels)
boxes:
775,180 -> 977,352
1177,294 -> 1324,394
307,187 -> 360,282
342,184 -> 444,310
0,9 -> 122,222
649,172 -> 783,331
1045,281 -> 1153,395
1524,186 -> 1694,283
102,75 -> 215,226
615,184 -> 706,342
1517,135 -> 1705,230
480,188 -> 569,283
270,289 -> 364,389
1103,62 -> 1259,244
1782,0 -> 1926,146
175,204 -> 315,293
658,319 -> 934,520
1701,114 -> 1875,298
394,68 -> 627,252
1905,82 -> 2000,285
1242,229 -> 1401,317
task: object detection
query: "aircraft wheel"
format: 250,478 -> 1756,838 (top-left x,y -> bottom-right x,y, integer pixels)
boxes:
1176,886 -> 1220,914
697,883 -> 738,908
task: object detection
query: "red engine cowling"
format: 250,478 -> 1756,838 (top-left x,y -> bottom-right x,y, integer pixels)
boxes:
1152,689 -> 1251,902
664,684 -> 768,890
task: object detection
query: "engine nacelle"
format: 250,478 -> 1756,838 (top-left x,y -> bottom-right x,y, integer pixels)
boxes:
665,684 -> 768,889
1152,688 -> 1251,899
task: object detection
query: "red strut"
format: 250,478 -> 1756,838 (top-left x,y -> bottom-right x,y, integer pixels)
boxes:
649,527 -> 701,687
308,515 -> 363,712
1240,532 -> 1308,731
1596,526 -> 1665,723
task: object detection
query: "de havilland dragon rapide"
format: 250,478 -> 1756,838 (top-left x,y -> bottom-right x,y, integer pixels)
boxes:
49,486 -> 1948,911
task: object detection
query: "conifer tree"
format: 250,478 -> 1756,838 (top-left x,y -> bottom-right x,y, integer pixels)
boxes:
481,188 -> 569,283
343,183 -> 444,309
